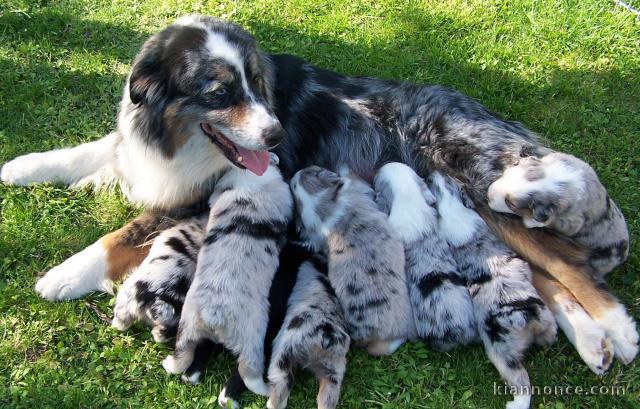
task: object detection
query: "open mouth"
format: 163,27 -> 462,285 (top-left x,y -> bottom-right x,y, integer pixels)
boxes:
200,123 -> 270,176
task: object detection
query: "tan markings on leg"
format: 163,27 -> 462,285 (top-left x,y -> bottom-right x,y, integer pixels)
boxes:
532,267 -> 579,314
478,208 -> 616,319
101,211 -> 177,281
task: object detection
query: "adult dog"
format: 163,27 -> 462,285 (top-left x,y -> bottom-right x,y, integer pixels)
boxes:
1,15 -> 636,374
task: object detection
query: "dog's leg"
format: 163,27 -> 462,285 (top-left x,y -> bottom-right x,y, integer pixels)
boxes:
314,355 -> 347,409
532,269 -> 613,374
479,209 -> 638,364
267,348 -> 294,409
1,133 -> 118,186
181,339 -> 223,384
238,354 -> 270,397
163,315 -> 202,374
218,370 -> 247,409
35,211 -> 174,301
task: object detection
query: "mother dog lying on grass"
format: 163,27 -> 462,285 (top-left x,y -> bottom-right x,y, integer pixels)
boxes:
1,14 -> 637,407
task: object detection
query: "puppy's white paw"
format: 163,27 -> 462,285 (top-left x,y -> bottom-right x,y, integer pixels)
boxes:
162,356 -> 181,374
181,371 -> 202,385
266,396 -> 288,409
598,305 -> 639,365
218,387 -> 240,409
1,153 -> 54,185
35,242 -> 109,301
242,374 -> 270,397
505,394 -> 530,409
111,316 -> 131,332
574,327 -> 613,375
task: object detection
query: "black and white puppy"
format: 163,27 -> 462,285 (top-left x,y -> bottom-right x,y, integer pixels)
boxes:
162,156 -> 292,397
290,166 -> 413,356
112,215 -> 207,343
431,171 -> 557,409
374,163 -> 477,351
266,255 -> 350,409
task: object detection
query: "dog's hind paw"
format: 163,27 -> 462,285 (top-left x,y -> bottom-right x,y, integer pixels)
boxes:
597,305 -> 638,365
218,387 -> 240,409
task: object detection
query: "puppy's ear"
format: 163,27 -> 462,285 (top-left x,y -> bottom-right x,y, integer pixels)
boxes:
329,179 -> 344,202
129,34 -> 168,105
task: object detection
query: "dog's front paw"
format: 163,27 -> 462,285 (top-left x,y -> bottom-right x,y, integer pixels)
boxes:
1,153 -> 52,185
597,305 -> 639,365
35,242 -> 110,301
505,394 -> 530,409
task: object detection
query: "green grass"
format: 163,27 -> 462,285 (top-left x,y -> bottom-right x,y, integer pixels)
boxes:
0,0 -> 638,407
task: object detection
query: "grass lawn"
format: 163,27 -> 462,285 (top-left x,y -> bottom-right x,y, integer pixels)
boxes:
1,0 -> 639,408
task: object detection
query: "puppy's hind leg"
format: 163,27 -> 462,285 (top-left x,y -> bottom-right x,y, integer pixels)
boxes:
1,133 -> 118,186
314,354 -> 347,409
163,312 -> 202,375
181,340 -> 223,384
267,349 -> 294,409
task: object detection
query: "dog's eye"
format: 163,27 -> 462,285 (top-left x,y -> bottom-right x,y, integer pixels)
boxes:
214,88 -> 227,97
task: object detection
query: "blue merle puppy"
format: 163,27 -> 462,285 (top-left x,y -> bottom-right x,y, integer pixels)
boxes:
112,214 -> 207,343
290,166 -> 413,356
266,255 -> 350,409
430,171 -> 557,409
162,155 -> 292,397
374,163 -> 477,351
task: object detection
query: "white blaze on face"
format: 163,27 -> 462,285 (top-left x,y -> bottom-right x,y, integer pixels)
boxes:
204,32 -> 279,146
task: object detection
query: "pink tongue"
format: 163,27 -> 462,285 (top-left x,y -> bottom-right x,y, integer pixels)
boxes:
236,146 -> 270,176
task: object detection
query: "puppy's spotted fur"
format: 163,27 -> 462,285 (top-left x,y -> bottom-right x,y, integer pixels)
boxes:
162,158 -> 292,397
290,166 -> 413,356
374,163 -> 477,351
267,256 -> 350,409
431,171 -> 557,409
112,215 -> 207,342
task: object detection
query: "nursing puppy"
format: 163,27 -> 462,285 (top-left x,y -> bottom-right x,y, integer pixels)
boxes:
487,152 -> 637,370
374,163 -> 477,351
112,215 -> 207,343
431,172 -> 557,409
290,166 -> 413,356
267,255 -> 350,409
162,156 -> 292,396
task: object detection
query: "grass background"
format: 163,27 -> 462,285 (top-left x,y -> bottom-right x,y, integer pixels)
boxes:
0,0 -> 639,407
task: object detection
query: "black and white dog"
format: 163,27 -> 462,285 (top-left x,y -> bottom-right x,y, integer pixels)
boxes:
1,13 -> 635,390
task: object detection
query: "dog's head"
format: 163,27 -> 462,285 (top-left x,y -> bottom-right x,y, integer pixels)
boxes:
487,154 -> 586,232
126,15 -> 283,176
290,166 -> 345,239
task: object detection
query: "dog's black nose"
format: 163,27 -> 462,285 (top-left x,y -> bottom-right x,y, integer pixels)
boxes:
262,123 -> 285,148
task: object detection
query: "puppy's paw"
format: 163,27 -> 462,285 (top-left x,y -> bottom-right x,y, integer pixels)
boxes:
162,355 -> 181,374
111,316 -> 132,332
597,305 -> 638,365
35,242 -> 109,301
505,394 -> 530,409
576,334 -> 614,376
266,396 -> 287,409
1,153 -> 53,185
218,387 -> 240,409
181,371 -> 202,385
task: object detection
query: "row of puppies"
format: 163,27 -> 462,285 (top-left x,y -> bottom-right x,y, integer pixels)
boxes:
113,156 -> 611,409
113,156 -> 350,409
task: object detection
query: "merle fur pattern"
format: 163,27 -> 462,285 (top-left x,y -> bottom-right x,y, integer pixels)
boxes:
374,163 -> 477,351
267,255 -> 350,409
487,152 -> 629,279
290,166 -> 413,356
162,159 -> 292,397
430,171 -> 557,409
112,215 -> 207,342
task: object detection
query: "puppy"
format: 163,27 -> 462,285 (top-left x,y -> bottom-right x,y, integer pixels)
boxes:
162,156 -> 292,396
267,255 -> 350,409
431,171 -> 557,409
374,163 -> 477,351
112,215 -> 207,343
290,166 -> 413,356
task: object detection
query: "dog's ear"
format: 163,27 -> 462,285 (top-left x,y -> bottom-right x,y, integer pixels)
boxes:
129,34 -> 168,105
514,192 -> 568,225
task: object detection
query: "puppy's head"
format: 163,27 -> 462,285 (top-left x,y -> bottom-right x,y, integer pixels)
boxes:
290,166 -> 345,237
487,154 -> 584,231
127,15 -> 283,176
